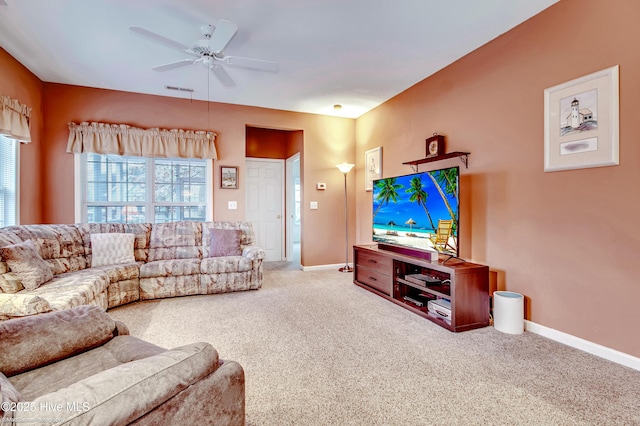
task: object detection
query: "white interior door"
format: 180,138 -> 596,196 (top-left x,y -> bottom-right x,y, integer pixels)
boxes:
245,159 -> 284,261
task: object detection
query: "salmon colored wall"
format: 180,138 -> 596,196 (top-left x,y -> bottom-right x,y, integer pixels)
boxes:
40,83 -> 355,268
355,0 -> 640,357
0,48 -> 43,224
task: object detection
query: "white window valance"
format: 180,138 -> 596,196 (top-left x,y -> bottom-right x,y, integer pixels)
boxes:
0,94 -> 32,143
66,121 -> 218,160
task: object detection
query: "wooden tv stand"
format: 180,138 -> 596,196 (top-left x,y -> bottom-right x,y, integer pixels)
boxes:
353,244 -> 489,332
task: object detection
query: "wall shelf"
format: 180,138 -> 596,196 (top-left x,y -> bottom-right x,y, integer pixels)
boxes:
403,151 -> 470,172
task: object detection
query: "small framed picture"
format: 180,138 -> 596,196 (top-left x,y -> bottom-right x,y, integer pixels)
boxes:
365,147 -> 382,191
220,166 -> 238,189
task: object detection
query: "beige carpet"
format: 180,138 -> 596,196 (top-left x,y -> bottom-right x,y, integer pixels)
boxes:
108,269 -> 640,425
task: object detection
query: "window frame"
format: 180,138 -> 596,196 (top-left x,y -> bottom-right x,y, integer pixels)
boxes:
0,135 -> 19,227
74,153 -> 213,224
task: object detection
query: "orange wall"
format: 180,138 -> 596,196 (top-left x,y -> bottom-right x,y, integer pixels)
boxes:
40,83 -> 355,267
355,0 -> 640,357
0,48 -> 43,224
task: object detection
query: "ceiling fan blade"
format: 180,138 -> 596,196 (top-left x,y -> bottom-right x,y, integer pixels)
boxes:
219,56 -> 279,72
210,64 -> 235,87
130,26 -> 190,53
209,20 -> 238,54
152,59 -> 196,72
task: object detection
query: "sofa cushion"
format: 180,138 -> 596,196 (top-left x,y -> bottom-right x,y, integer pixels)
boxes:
11,335 -> 167,401
0,293 -> 52,320
207,229 -> 242,257
78,223 -> 152,263
91,233 -> 136,267
0,230 -> 22,273
93,262 -> 140,283
1,224 -> 88,275
10,342 -> 218,425
26,268 -> 110,313
148,221 -> 202,261
201,256 -> 254,274
140,258 -> 201,278
0,239 -> 53,291
0,305 -> 115,377
202,221 -> 256,258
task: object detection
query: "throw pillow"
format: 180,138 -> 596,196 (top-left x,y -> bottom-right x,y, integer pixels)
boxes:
91,233 -> 136,267
208,229 -> 242,257
0,240 -> 53,291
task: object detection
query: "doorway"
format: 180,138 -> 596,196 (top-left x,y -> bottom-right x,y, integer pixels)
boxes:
286,153 -> 301,266
245,158 -> 285,261
245,126 -> 303,268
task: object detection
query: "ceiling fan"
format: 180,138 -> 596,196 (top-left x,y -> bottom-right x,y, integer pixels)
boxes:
129,20 -> 279,87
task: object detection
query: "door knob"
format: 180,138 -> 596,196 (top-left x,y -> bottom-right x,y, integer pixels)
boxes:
277,215 -> 281,219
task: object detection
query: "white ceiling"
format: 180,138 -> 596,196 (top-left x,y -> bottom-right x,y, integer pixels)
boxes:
0,0 -> 558,118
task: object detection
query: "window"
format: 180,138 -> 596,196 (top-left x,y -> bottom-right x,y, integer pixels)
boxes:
77,153 -> 212,223
0,135 -> 18,227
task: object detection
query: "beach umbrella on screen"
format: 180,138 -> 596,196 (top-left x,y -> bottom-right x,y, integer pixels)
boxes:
405,218 -> 416,230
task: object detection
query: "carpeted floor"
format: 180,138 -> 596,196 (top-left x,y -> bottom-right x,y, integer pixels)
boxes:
108,268 -> 640,425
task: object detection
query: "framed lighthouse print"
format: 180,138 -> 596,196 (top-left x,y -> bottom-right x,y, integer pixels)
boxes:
544,65 -> 619,172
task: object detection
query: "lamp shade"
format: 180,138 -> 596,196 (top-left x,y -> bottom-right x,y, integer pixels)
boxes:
336,163 -> 355,174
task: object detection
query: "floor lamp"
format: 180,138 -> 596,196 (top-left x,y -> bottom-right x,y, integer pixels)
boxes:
336,163 -> 355,272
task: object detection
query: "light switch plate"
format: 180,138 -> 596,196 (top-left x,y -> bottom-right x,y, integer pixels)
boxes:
310,201 -> 318,210
228,201 -> 237,210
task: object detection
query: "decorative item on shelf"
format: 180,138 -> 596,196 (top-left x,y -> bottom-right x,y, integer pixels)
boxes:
426,133 -> 444,158
336,163 -> 355,272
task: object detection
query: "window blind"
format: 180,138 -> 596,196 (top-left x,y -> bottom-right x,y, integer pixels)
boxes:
0,135 -> 18,227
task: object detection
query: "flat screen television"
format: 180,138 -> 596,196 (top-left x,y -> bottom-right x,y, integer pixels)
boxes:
372,166 -> 459,257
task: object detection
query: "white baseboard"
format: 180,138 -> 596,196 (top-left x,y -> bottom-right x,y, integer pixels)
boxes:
302,263 -> 351,272
525,320 -> 640,371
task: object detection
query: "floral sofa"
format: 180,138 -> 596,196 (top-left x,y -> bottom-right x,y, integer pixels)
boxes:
0,221 -> 264,320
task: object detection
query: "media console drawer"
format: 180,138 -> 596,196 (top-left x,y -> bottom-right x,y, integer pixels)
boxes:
355,267 -> 392,295
355,249 -> 392,273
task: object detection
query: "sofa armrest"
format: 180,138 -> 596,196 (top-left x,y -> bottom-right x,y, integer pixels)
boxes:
0,306 -> 115,376
243,245 -> 265,260
12,342 -> 219,425
130,360 -> 245,425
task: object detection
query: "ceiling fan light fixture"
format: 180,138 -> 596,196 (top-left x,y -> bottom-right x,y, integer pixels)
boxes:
200,24 -> 214,38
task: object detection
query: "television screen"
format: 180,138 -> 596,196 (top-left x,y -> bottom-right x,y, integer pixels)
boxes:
372,166 -> 459,256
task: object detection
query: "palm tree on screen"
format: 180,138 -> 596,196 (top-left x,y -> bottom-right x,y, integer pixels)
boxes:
373,178 -> 403,221
427,170 -> 458,231
406,176 -> 436,231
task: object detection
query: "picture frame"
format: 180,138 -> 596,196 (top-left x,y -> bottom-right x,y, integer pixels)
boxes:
365,147 -> 382,191
220,166 -> 238,189
544,65 -> 619,172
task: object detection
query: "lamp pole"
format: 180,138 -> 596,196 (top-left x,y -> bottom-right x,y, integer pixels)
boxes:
336,163 -> 355,272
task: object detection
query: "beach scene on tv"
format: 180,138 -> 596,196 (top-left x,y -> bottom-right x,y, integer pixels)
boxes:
372,166 -> 459,256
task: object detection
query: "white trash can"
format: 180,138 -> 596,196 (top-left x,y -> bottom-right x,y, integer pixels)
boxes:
493,291 -> 524,334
